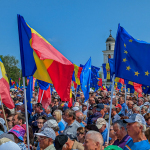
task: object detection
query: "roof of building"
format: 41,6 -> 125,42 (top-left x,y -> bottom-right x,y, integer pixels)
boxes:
106,34 -> 115,43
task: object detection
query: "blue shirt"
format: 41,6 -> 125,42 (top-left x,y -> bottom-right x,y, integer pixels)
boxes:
101,128 -> 111,145
121,103 -> 128,116
47,113 -> 52,117
58,121 -> 65,134
80,122 -> 85,127
123,139 -> 150,150
112,113 -> 121,124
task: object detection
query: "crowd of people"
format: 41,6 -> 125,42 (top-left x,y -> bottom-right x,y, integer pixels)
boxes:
0,89 -> 150,150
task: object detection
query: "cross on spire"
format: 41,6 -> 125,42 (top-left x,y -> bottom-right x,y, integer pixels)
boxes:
110,29 -> 112,35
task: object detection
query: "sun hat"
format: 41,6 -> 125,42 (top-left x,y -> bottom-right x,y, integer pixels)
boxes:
96,118 -> 106,129
9,125 -> 25,141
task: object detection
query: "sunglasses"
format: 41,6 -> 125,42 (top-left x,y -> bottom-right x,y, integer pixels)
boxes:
77,133 -> 84,136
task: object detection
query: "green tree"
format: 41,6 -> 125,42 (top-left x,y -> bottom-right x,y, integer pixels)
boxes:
0,55 -> 22,85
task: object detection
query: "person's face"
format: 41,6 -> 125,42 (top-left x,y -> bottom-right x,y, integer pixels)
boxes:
54,99 -> 58,105
23,133 -> 27,144
146,118 -> 150,126
144,98 -> 148,102
16,105 -> 21,111
77,131 -> 85,142
112,98 -> 116,105
76,98 -> 80,103
92,107 -> 97,114
128,103 -> 133,109
127,122 -> 141,138
80,93 -> 84,99
62,138 -> 72,150
65,112 -> 73,123
82,105 -> 87,111
113,124 -> 122,140
109,126 -> 116,138
89,98 -> 95,105
116,108 -> 121,113
119,98 -> 124,104
84,134 -> 100,150
99,124 -> 106,133
98,98 -> 102,103
141,108 -> 146,115
38,136 -> 49,149
138,99 -> 143,106
35,105 -> 40,113
102,98 -> 105,104
37,119 -> 44,129
7,116 -> 13,129
13,115 -> 19,126
133,108 -> 139,114
104,105 -> 107,113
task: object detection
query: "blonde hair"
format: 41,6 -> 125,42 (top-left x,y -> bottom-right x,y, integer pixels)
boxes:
53,110 -> 62,123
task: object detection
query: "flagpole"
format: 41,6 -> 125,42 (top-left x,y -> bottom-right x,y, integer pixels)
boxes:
125,84 -> 127,104
0,95 -> 9,132
40,90 -> 44,103
107,74 -> 115,143
23,77 -> 30,150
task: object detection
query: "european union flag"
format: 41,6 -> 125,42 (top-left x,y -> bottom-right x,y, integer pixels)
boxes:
142,85 -> 150,94
80,57 -> 91,101
114,24 -> 150,86
16,82 -> 19,90
102,64 -> 107,79
26,76 -> 33,114
108,58 -> 115,77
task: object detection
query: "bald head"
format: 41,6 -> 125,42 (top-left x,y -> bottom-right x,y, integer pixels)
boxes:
76,111 -> 84,123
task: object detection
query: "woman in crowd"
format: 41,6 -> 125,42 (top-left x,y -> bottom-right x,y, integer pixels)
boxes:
77,127 -> 85,144
53,109 -> 65,134
8,125 -> 26,150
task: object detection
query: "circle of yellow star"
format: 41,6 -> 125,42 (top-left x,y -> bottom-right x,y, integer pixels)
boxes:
134,71 -> 140,76
145,71 -> 150,76
124,50 -> 128,54
126,66 -> 131,71
129,39 -> 133,42
123,58 -> 127,62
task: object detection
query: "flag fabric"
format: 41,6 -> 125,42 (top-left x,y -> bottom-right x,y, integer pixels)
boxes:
0,58 -> 15,109
133,82 -> 142,94
80,57 -> 91,101
90,66 -> 100,90
72,64 -> 82,85
38,86 -> 51,109
27,77 -> 30,85
16,82 -> 20,90
106,63 -> 110,80
102,64 -> 107,79
68,89 -> 72,108
98,78 -> 102,87
37,79 -> 50,90
26,76 -> 33,113
34,79 -> 37,87
142,85 -> 150,94
114,24 -> 150,86
9,78 -> 15,89
115,77 -> 124,85
17,14 -> 74,102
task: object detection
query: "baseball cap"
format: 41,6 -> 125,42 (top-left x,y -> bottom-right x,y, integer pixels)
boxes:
74,102 -> 80,107
35,127 -> 56,140
96,118 -> 106,129
96,104 -> 104,111
124,114 -> 146,125
115,104 -> 122,109
104,145 -> 123,150
72,107 -> 79,111
0,133 -> 14,142
15,102 -> 23,106
42,119 -> 58,130
144,102 -> 150,106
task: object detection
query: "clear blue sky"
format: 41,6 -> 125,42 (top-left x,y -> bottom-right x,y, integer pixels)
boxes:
0,1 -> 150,69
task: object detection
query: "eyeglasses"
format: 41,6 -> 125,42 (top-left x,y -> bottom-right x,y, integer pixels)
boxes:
7,119 -> 12,122
77,133 -> 83,136
38,136 -> 47,140
37,122 -> 44,124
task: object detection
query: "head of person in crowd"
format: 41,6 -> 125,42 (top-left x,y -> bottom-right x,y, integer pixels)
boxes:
85,124 -> 99,133
113,120 -> 129,143
35,127 -> 56,150
144,97 -> 149,103
42,119 -> 60,136
80,92 -> 85,100
45,105 -> 52,115
144,102 -> 150,109
64,109 -> 76,125
127,101 -> 134,109
96,118 -> 106,133
55,134 -> 68,150
76,111 -> 84,124
101,97 -> 106,104
54,98 -> 59,106
115,104 -> 122,114
137,97 -> 144,106
111,105 -> 117,117
141,106 -> 148,116
132,106 -> 140,114
0,107 -> 11,119
20,104 -> 25,113
84,130 -> 103,150
112,97 -> 117,105
145,128 -> 150,143
35,103 -> 43,114
76,97 -> 81,103
119,97 -> 125,105
124,114 -> 147,142
89,97 -> 95,105
37,116 -> 46,131
96,103 -> 105,117
53,109 -> 61,121
6,114 -> 14,129
32,101 -> 37,112
15,102 -> 23,113
0,121 -> 4,135
8,125 -> 26,147
109,125 -> 117,143
144,113 -> 150,127
97,96 -> 102,103
77,127 -> 85,144
91,104 -> 97,114
22,124 -> 34,146
13,113 -> 25,126
82,103 -> 87,112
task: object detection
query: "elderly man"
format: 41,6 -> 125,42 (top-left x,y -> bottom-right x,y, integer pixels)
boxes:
84,130 -> 103,150
124,114 -> 150,150
137,97 -> 144,109
132,106 -> 140,114
126,101 -> 134,117
141,106 -> 148,116
45,106 -> 52,117
89,97 -> 96,110
111,105 -> 120,124
63,109 -> 81,140
75,111 -> 85,127
35,127 -> 56,150
113,120 -> 131,149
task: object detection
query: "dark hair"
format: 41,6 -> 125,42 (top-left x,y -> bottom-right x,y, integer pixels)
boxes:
36,103 -> 43,110
0,123 -> 4,132
16,113 -> 25,124
5,108 -> 11,116
85,124 -> 99,132
65,109 -> 76,120
144,113 -> 150,121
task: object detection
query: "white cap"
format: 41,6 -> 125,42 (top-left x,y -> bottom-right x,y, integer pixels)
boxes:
72,107 -> 79,111
0,141 -> 21,150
